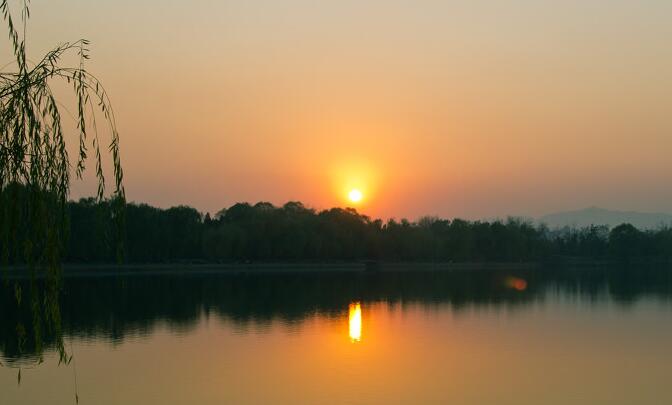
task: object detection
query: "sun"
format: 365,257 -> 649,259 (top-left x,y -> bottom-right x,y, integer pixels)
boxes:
348,189 -> 363,203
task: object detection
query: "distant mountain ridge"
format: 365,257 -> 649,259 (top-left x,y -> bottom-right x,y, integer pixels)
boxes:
539,207 -> 672,230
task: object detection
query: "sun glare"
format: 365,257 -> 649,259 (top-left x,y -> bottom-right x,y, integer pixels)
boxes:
348,189 -> 363,203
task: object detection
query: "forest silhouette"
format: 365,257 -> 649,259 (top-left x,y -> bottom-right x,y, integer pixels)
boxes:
4,184 -> 671,264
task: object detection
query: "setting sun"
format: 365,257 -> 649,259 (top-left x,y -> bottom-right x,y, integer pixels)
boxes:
6,1 -> 672,404
348,189 -> 363,203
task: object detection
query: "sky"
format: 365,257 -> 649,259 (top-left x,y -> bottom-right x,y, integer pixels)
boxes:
5,0 -> 672,220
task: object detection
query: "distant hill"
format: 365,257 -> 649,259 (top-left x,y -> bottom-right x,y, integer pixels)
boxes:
539,207 -> 672,230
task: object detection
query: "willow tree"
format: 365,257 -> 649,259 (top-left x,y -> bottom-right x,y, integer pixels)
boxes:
0,0 -> 124,363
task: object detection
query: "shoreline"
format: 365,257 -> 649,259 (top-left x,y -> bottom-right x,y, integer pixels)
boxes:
3,261 -> 542,279
4,259 -> 669,279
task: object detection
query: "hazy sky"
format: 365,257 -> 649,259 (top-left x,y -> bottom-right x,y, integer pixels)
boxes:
8,0 -> 672,219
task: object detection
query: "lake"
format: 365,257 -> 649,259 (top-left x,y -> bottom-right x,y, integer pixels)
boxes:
2,267 -> 672,404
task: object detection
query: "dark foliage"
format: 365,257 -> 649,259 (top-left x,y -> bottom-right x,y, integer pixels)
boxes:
58,194 -> 672,263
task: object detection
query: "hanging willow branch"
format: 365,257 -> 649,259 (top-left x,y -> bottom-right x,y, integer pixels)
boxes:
0,0 -> 124,365
0,3 -> 124,201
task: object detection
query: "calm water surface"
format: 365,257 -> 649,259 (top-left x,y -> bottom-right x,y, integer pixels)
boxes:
2,268 -> 672,404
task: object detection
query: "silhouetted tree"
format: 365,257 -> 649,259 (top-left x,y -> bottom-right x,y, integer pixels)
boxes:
0,1 -> 124,365
609,224 -> 645,260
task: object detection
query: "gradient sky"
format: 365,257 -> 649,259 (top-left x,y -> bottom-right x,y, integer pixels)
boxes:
9,0 -> 672,219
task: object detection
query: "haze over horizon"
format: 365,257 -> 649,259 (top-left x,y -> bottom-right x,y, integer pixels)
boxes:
11,0 -> 672,219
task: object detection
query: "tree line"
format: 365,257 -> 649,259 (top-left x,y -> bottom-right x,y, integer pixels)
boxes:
4,184 -> 672,264
59,197 -> 672,264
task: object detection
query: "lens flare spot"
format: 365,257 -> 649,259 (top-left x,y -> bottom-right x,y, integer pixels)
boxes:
505,276 -> 528,291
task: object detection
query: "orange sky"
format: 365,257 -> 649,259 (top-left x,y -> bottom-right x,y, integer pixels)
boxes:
8,0 -> 672,219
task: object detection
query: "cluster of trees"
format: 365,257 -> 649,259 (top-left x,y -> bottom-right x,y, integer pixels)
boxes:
59,197 -> 672,264
552,224 -> 672,260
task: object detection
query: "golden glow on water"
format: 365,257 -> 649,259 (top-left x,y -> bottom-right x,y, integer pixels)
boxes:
349,302 -> 362,342
6,299 -> 672,405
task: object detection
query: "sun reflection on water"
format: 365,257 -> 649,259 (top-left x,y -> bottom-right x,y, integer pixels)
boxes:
349,302 -> 362,342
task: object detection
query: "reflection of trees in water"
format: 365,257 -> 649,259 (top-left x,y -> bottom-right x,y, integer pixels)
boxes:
2,267 -> 672,361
